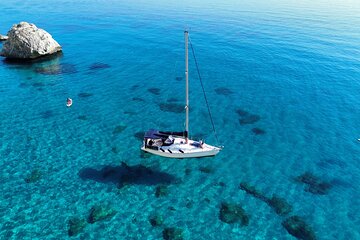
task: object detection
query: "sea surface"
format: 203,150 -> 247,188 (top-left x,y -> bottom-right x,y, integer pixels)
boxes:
1,0 -> 360,239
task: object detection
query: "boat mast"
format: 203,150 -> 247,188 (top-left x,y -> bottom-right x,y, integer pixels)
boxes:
185,30 -> 189,143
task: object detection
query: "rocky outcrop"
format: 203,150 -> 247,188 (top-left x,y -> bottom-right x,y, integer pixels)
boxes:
0,22 -> 61,59
0,34 -> 8,41
282,216 -> 316,240
219,202 -> 249,225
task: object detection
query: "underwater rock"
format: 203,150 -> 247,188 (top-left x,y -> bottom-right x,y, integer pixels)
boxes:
199,166 -> 214,174
89,62 -> 110,70
113,125 -> 127,134
239,114 -> 260,125
185,168 -> 191,176
236,108 -> 249,117
219,202 -> 249,225
148,88 -> 161,95
0,34 -> 8,41
78,115 -> 87,120
296,172 -> 332,195
266,195 -> 292,216
67,217 -> 87,237
24,170 -> 41,183
159,103 -> 184,113
88,205 -> 117,224
41,110 -> 54,119
282,216 -> 316,240
239,182 -> 267,201
111,146 -> 118,153
252,128 -> 266,135
175,76 -> 183,81
132,97 -> 145,102
155,185 -> 168,198
78,92 -> 93,98
185,198 -> 194,209
162,227 -> 183,240
35,63 -> 77,75
215,87 -> 233,95
0,22 -> 61,59
149,214 -> 164,227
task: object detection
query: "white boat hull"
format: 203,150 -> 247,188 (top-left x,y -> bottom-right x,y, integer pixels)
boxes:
141,138 -> 221,159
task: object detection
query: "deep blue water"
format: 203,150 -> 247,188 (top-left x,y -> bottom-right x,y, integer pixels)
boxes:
1,0 -> 360,239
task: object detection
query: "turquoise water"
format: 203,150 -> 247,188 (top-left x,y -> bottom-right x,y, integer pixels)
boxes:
1,0 -> 360,239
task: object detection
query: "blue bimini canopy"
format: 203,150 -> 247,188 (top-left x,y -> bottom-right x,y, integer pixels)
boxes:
144,129 -> 187,140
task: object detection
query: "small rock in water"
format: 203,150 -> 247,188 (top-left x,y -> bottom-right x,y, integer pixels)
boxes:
132,97 -> 145,102
24,170 -> 42,183
296,172 -> 332,195
78,115 -> 87,120
282,216 -> 316,240
78,92 -> 93,98
113,125 -> 127,134
199,166 -> 214,174
236,108 -> 249,116
162,227 -> 183,240
215,87 -> 234,95
239,114 -> 261,125
67,217 -> 87,237
89,62 -> 110,70
219,202 -> 249,225
155,185 -> 168,197
252,128 -> 266,135
266,195 -> 292,216
149,215 -> 164,227
239,182 -> 267,201
148,88 -> 161,95
88,205 -> 117,224
0,22 -> 61,59
175,76 -> 183,81
159,103 -> 184,113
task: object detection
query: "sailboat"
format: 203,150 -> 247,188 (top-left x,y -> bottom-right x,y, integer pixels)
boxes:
141,31 -> 222,158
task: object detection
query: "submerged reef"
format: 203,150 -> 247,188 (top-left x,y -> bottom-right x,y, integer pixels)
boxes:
159,103 -> 184,113
282,216 -> 316,240
89,62 -> 110,70
88,205 -> 117,224
236,108 -> 261,125
239,182 -> 292,216
199,166 -> 214,174
35,63 -> 77,75
149,214 -> 164,227
113,125 -> 127,134
155,185 -> 169,198
67,217 -> 87,236
215,87 -> 234,95
219,202 -> 249,225
148,88 -> 161,95
252,127 -> 266,135
78,92 -> 93,98
266,195 -> 292,216
25,170 -> 42,183
295,172 -> 332,195
162,227 -> 183,240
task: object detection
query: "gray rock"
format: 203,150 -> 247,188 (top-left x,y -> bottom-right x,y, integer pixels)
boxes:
0,34 -> 8,41
0,22 -> 61,59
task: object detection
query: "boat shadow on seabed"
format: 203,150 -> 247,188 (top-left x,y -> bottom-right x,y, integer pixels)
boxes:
78,161 -> 178,188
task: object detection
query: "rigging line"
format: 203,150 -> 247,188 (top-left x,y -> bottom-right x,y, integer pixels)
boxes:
188,36 -> 221,146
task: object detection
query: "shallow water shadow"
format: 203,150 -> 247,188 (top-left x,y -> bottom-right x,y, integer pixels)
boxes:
148,88 -> 161,95
78,162 -> 177,188
2,52 -> 63,66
